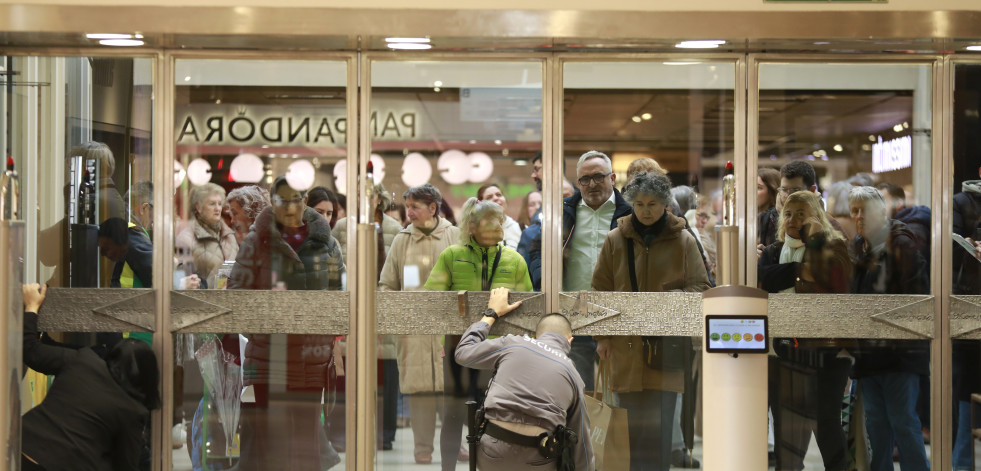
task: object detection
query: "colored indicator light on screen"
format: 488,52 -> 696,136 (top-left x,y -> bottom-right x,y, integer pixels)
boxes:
721,333 -> 731,341
755,334 -> 765,342
732,333 -> 742,341
710,333 -> 720,341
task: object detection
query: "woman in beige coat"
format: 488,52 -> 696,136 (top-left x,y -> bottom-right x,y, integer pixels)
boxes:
378,183 -> 459,465
592,171 -> 711,471
176,183 -> 239,288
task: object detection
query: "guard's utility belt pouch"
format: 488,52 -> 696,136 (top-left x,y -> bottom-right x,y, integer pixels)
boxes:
483,421 -> 546,449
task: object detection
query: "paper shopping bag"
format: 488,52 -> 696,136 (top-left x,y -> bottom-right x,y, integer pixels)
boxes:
585,362 -> 630,471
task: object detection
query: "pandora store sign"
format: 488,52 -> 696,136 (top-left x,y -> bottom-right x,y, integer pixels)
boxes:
176,105 -> 418,146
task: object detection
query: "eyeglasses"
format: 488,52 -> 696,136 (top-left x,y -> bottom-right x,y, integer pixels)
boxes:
578,172 -> 613,186
777,186 -> 808,196
272,196 -> 305,207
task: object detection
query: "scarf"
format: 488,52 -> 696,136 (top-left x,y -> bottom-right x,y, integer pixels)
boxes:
632,212 -> 668,246
778,235 -> 806,293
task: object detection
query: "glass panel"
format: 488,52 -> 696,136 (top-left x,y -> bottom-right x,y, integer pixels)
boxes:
952,63 -> 981,471
557,60 -> 736,469
757,62 -> 933,470
370,60 -> 543,469
172,59 -> 349,470
5,54 -> 158,471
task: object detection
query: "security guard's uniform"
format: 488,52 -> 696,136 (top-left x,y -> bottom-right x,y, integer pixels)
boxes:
455,320 -> 594,470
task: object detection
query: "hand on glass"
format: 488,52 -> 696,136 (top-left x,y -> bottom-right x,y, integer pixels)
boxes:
23,283 -> 47,313
487,287 -> 522,318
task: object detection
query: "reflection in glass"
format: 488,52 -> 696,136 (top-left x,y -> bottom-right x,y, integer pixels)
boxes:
757,62 -> 933,470
371,60 -> 542,469
951,64 -> 981,471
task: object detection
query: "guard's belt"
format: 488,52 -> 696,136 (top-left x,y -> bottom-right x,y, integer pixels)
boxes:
483,421 -> 548,448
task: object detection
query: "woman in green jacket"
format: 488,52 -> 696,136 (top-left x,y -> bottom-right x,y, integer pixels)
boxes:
424,197 -> 531,470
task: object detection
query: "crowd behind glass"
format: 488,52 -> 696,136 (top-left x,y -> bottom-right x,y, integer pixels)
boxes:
21,140 -> 981,471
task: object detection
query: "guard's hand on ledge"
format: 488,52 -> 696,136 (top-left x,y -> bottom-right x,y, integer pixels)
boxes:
487,287 -> 522,318
23,283 -> 47,313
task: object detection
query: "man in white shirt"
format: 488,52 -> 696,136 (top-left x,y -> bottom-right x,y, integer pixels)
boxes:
530,150 -> 632,391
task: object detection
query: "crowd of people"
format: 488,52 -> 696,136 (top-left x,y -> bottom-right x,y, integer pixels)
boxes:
21,139 -> 981,471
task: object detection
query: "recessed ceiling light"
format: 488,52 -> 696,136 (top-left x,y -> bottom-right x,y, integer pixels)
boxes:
814,41 -> 831,45
433,80 -> 443,87
99,39 -> 144,47
631,116 -> 642,123
387,43 -> 432,50
663,61 -> 697,65
87,33 -> 133,39
967,45 -> 981,51
385,37 -> 430,43
184,76 -> 192,82
514,160 -> 528,166
641,113 -> 652,120
675,40 -> 725,49
833,144 -> 843,152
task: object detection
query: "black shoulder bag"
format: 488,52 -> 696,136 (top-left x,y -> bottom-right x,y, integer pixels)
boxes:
625,238 -> 689,371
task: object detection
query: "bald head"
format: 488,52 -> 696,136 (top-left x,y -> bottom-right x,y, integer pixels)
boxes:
536,313 -> 573,339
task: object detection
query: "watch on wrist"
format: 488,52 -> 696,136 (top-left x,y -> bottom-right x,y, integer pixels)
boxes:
483,308 -> 499,320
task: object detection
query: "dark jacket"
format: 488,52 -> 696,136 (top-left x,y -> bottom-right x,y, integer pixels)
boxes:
848,220 -> 929,378
849,219 -> 928,296
894,204 -> 931,266
758,235 -> 852,294
528,189 -> 632,290
953,180 -> 981,295
110,226 -> 153,288
757,206 -> 779,248
22,312 -> 149,471
456,321 -> 594,471
228,206 -> 344,291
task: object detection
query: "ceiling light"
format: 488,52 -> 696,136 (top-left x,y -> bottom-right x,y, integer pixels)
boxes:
514,160 -> 528,166
893,124 -> 904,132
87,33 -> 133,39
494,140 -> 502,145
434,80 -> 443,87
631,116 -> 642,123
388,43 -> 432,50
98,39 -> 144,47
902,121 -> 909,128
675,40 -> 725,49
184,76 -> 191,82
641,113 -> 652,120
434,87 -> 441,92
385,37 -> 430,43
868,135 -> 876,142
833,144 -> 843,152
663,61 -> 697,65
813,41 -> 831,45
967,45 -> 981,51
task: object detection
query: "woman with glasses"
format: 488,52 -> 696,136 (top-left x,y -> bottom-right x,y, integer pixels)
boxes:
228,176 -> 345,470
592,171 -> 711,471
176,182 -> 239,288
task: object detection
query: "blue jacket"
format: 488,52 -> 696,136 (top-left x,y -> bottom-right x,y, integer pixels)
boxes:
528,189 -> 632,290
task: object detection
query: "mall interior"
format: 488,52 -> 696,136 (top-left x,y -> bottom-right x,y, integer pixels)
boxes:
1,1 -> 981,470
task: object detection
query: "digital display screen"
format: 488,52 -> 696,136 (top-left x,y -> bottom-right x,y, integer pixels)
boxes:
705,315 -> 769,353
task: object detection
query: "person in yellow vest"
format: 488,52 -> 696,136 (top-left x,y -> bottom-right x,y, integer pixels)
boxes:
98,217 -> 153,288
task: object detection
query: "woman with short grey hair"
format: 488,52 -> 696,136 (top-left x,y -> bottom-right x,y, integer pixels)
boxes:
176,182 -> 239,287
227,185 -> 270,244
592,171 -> 710,471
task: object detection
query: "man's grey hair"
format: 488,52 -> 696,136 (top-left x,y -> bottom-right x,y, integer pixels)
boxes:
848,185 -> 886,208
403,183 -> 443,209
125,181 -> 153,209
622,171 -> 672,206
671,185 -> 698,213
458,197 -> 505,245
576,150 -> 612,174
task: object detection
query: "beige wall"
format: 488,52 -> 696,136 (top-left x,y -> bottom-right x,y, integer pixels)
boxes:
2,0 -> 981,10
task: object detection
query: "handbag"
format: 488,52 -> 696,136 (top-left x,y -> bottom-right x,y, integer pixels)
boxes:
584,361 -> 630,471
625,238 -> 690,371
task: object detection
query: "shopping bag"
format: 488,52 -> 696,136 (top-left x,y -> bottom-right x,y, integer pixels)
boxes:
585,362 -> 630,471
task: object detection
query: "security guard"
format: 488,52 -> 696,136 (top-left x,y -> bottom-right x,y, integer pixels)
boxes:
456,287 -> 594,470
